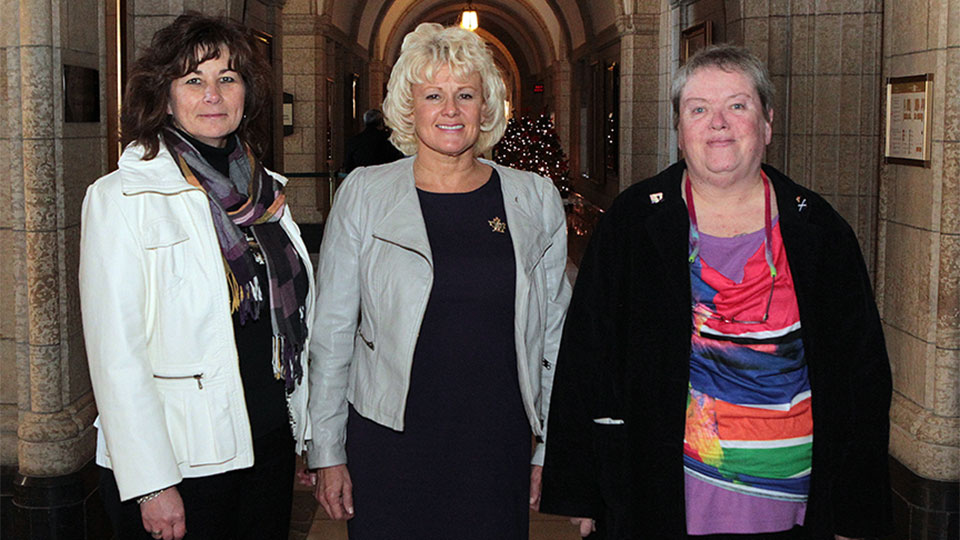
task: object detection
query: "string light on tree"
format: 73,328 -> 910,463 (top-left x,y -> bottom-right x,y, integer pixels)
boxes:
493,114 -> 570,195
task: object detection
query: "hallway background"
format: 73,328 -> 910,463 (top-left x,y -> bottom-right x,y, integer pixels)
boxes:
1,1 -> 956,538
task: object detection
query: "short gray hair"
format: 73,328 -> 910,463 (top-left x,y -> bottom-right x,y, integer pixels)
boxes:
671,44 -> 774,127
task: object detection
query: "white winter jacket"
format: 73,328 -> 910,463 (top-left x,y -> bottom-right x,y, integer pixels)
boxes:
306,157 -> 571,468
79,142 -> 314,502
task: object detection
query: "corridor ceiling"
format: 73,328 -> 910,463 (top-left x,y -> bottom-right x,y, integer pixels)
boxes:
313,1 -> 625,74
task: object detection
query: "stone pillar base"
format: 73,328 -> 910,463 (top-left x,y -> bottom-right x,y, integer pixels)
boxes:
890,456 -> 959,539
1,460 -> 110,540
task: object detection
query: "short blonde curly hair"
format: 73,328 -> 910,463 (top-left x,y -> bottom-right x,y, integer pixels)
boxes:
383,23 -> 507,156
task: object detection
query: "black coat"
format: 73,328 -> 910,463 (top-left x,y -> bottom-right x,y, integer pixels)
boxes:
342,127 -> 403,173
540,162 -> 892,539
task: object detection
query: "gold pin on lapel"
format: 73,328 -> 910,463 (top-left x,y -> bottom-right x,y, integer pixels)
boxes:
649,192 -> 664,204
488,217 -> 507,233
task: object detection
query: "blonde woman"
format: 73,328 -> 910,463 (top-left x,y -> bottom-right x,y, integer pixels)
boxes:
304,22 -> 571,539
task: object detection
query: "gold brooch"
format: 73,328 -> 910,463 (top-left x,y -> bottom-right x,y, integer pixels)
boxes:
488,217 -> 507,233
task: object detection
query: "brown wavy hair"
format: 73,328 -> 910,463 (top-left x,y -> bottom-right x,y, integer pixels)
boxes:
121,12 -> 273,159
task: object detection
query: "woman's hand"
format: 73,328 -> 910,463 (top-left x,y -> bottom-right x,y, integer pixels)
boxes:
529,465 -> 543,510
314,464 -> 354,520
139,487 -> 186,540
570,517 -> 596,537
296,467 -> 317,487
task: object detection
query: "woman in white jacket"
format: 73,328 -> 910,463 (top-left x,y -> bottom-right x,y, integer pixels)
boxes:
304,23 -> 571,540
79,13 -> 313,540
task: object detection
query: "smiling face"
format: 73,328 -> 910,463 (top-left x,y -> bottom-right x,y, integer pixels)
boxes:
677,66 -> 772,186
410,66 -> 484,160
167,47 -> 246,148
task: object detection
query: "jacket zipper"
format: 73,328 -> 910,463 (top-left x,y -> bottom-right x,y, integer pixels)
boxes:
153,373 -> 204,389
357,328 -> 375,351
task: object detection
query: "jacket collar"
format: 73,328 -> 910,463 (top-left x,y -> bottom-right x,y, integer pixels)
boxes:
641,162 -> 691,299
370,158 -> 433,262
638,161 -> 825,301
762,163 -> 822,304
118,137 -> 288,196
370,157 -> 550,271
118,142 -> 197,196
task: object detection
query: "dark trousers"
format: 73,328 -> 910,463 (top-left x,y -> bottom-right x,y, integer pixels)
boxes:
99,427 -> 295,540
692,527 -> 806,539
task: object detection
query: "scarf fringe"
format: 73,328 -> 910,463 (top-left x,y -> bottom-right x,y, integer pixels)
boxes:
163,128 -> 307,393
225,259 -> 241,314
272,333 -> 304,392
227,257 -> 263,324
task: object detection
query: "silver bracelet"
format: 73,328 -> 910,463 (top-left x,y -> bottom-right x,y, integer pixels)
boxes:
136,488 -> 166,505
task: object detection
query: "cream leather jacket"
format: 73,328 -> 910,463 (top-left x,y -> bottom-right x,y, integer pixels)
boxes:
306,157 -> 571,468
79,142 -> 314,502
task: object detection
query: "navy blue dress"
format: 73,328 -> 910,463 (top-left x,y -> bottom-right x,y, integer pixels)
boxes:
345,170 -> 532,539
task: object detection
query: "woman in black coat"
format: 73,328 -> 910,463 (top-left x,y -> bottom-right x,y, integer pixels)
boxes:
540,45 -> 892,540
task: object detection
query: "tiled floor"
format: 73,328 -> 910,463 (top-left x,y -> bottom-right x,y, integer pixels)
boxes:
289,459 -> 581,540
303,505 -> 581,540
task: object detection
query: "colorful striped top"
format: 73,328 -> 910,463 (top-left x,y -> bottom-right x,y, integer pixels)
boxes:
684,219 -> 812,535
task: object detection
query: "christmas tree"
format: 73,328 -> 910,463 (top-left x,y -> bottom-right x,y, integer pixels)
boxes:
494,114 -> 570,195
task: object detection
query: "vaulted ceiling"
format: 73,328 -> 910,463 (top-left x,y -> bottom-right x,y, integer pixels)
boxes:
313,1 -> 627,76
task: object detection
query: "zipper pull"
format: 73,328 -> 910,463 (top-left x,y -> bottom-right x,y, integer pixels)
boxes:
194,374 -> 203,390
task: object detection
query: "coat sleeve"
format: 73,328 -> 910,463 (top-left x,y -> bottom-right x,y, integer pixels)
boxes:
827,222 -> 893,536
539,202 -> 624,519
532,177 -> 573,466
79,179 -> 182,501
305,170 -> 365,469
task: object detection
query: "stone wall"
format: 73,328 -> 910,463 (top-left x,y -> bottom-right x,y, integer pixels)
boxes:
282,1 -> 328,225
878,0 -> 960,535
618,3 -> 664,192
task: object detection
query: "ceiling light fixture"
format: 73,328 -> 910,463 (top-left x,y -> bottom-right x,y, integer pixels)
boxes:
460,2 -> 478,31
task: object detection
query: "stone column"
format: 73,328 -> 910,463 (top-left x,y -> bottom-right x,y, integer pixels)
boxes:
282,10 -> 325,223
551,58 -> 572,158
616,10 -> 661,192
877,0 -> 960,536
368,59 -> 386,110
14,0 -> 98,480
280,7 -> 339,223
2,0 -> 103,537
0,0 -> 24,471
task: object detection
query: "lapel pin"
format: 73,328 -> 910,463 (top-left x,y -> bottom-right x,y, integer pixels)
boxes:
649,192 -> 664,204
796,196 -> 807,212
488,216 -> 507,233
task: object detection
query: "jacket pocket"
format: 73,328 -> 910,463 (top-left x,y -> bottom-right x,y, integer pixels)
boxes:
157,381 -> 238,466
143,218 -> 190,291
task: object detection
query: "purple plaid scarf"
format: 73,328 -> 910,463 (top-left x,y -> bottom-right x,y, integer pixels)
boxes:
162,128 -> 307,391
